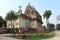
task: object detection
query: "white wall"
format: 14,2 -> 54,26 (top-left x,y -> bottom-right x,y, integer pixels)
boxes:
30,20 -> 37,28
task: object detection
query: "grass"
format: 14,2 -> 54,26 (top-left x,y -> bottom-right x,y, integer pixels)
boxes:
30,31 -> 55,39
5,31 -> 55,40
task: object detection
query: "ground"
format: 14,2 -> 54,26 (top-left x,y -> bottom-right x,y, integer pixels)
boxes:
42,30 -> 60,40
0,30 -> 60,40
0,34 -> 19,40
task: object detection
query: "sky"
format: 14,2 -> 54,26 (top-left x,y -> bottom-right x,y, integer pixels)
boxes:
0,0 -> 60,25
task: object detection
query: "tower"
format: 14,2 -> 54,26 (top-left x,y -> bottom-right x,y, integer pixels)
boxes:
25,3 -> 32,17
16,6 -> 22,15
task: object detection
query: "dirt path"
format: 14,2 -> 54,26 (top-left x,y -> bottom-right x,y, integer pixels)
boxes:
0,34 -> 20,40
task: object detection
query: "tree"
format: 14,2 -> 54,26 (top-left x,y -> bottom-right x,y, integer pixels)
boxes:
56,24 -> 60,30
0,16 -> 6,28
5,10 -> 18,35
43,10 -> 52,29
48,23 -> 55,31
43,26 -> 46,30
5,10 -> 17,29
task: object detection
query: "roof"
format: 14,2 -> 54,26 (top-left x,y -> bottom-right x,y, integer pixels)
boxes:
21,14 -> 43,23
16,3 -> 43,23
24,3 -> 43,23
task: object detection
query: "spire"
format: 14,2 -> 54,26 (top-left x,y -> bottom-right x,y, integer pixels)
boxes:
32,6 -> 36,11
25,3 -> 32,14
28,2 -> 30,6
18,6 -> 22,14
26,2 -> 31,8
19,6 -> 21,10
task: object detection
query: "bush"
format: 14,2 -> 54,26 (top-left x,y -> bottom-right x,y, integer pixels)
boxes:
48,23 -> 55,31
4,28 -> 11,33
36,27 -> 44,33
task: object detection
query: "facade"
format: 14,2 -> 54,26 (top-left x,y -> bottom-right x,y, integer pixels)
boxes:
7,3 -> 43,29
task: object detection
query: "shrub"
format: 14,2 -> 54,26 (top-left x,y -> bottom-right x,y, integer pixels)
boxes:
36,27 -> 44,33
4,28 -> 11,33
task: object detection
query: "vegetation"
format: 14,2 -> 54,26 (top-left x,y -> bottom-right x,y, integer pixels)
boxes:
43,26 -> 47,31
56,24 -> 60,30
5,10 -> 18,35
5,10 -> 17,28
0,16 -> 6,28
4,28 -> 11,33
43,10 -> 52,29
5,31 -> 55,40
48,23 -> 55,31
30,31 -> 55,39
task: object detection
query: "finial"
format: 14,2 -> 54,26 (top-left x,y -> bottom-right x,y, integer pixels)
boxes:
28,2 -> 30,5
18,6 -> 22,13
28,2 -> 31,6
19,6 -> 21,9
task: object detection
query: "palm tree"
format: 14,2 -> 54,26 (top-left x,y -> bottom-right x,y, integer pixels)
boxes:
5,10 -> 17,32
43,10 -> 52,29
5,10 -> 17,36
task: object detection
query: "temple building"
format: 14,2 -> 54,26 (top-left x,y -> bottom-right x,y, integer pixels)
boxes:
7,3 -> 43,29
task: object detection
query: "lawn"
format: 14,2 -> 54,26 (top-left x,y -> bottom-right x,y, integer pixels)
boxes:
30,31 -> 55,39
5,31 -> 55,40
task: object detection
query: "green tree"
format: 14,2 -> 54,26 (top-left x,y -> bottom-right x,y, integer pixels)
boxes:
0,16 -> 6,28
56,24 -> 60,30
5,10 -> 17,29
48,23 -> 55,31
43,10 -> 52,29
